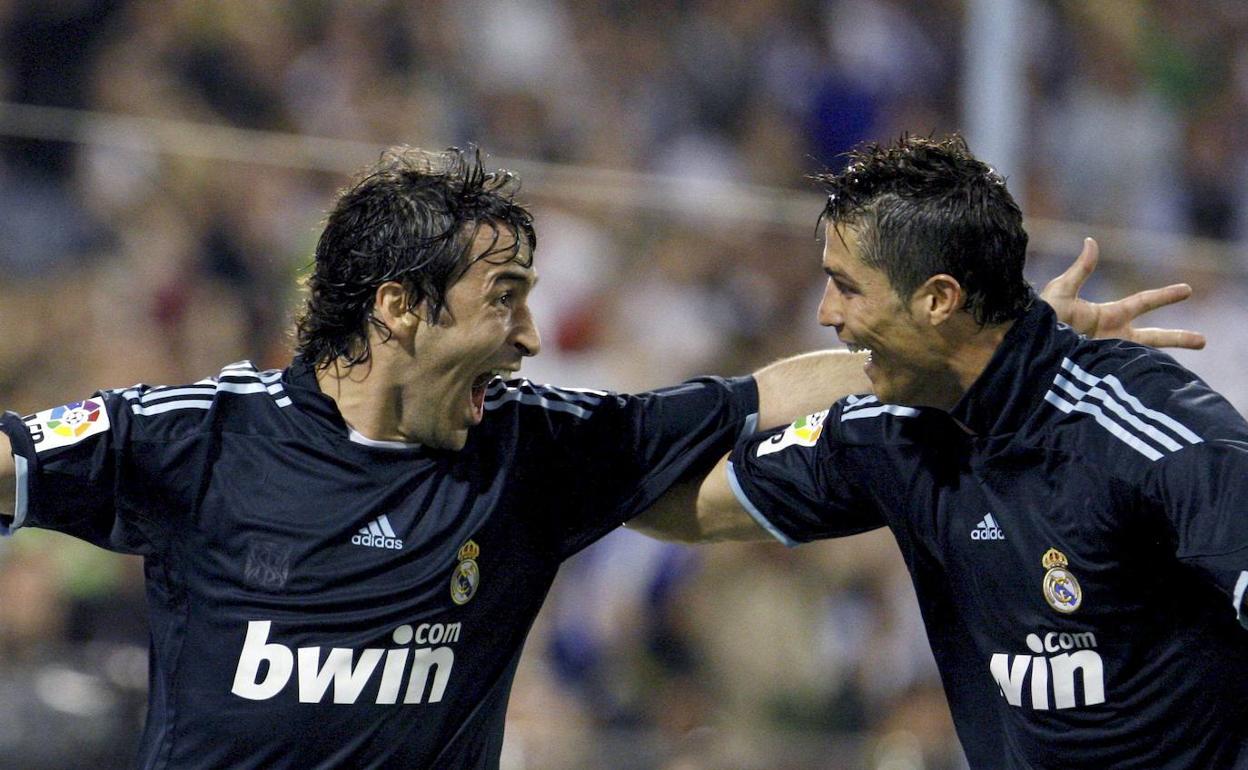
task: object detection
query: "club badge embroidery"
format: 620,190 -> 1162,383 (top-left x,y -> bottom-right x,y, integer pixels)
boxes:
1041,548 -> 1082,614
450,540 -> 480,605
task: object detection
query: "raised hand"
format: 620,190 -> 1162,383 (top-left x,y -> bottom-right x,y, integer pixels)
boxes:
1040,238 -> 1206,350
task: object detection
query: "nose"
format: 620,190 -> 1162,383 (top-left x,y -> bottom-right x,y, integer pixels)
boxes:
817,279 -> 842,329
513,306 -> 542,358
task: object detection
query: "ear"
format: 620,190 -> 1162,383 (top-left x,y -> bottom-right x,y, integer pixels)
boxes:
911,274 -> 964,326
373,281 -> 422,339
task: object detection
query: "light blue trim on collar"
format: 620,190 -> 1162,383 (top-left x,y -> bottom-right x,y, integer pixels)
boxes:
726,460 -> 797,547
741,411 -> 759,437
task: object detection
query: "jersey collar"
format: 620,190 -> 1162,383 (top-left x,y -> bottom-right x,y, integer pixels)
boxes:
282,356 -> 441,453
281,355 -> 354,434
948,300 -> 1075,436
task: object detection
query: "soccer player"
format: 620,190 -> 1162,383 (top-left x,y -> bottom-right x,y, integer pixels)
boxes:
694,135 -> 1248,768
0,145 -> 1204,769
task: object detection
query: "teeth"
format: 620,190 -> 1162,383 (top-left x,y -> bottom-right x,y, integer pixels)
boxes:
846,343 -> 872,354
475,370 -> 511,387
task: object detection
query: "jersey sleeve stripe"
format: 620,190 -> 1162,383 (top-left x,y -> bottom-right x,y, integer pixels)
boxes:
840,404 -> 920,422
842,395 -> 879,412
1052,374 -> 1182,452
123,371 -> 292,415
130,400 -> 215,416
216,382 -> 285,396
726,460 -> 799,547
1044,390 -> 1164,460
1061,359 -> 1203,445
1100,373 -> 1203,444
484,390 -> 591,418
221,361 -> 259,373
1234,571 -> 1248,630
11,452 -> 29,529
138,387 -> 218,403
487,380 -> 606,408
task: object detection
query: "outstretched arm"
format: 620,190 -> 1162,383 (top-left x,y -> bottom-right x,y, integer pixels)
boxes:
1,432 -> 14,517
634,237 -> 1209,544
629,350 -> 867,542
1042,238 -> 1206,350
643,352 -> 879,542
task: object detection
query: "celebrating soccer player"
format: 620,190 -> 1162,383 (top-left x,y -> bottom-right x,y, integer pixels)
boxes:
0,143 -> 1209,769
693,135 -> 1248,768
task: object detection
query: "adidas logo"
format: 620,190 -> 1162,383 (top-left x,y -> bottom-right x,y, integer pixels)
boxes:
971,513 -> 1006,541
352,515 -> 404,550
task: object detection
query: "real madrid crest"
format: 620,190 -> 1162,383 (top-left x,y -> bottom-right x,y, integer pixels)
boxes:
450,540 -> 480,605
1041,548 -> 1082,614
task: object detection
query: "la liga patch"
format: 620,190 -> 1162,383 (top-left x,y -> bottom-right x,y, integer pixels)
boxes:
25,399 -> 110,453
756,409 -> 828,458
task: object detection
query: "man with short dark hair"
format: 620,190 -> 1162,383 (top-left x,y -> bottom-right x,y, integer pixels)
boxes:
0,143 -> 1204,768
694,135 -> 1248,768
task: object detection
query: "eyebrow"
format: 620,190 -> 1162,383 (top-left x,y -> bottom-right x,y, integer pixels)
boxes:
489,267 -> 538,290
822,266 -> 856,286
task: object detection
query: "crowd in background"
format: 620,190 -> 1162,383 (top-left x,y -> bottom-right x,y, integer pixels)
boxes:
1,1 -> 1247,768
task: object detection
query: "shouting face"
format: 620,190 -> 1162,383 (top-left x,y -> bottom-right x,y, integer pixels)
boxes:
816,223 -> 949,407
406,225 -> 541,449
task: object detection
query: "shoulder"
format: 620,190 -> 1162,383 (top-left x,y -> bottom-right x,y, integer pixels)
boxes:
1053,339 -> 1245,443
110,360 -> 294,441
1038,339 -> 1248,477
483,378 -> 612,421
827,394 -> 930,445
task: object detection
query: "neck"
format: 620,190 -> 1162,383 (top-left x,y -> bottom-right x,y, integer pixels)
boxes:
932,317 -> 1015,411
315,356 -> 405,442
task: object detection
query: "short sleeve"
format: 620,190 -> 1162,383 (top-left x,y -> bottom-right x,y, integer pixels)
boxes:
728,406 -> 885,546
1,391 -> 169,554
1148,439 -> 1248,629
522,375 -> 758,560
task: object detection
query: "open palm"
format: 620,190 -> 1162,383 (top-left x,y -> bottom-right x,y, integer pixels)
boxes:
1040,238 -> 1206,350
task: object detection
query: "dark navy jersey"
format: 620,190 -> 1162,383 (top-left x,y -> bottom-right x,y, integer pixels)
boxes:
729,302 -> 1248,770
0,357 -> 758,769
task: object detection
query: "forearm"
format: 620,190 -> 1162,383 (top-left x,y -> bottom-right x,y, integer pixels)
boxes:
629,455 -> 770,543
631,350 -> 866,543
753,349 -> 869,429
1,431 -> 15,517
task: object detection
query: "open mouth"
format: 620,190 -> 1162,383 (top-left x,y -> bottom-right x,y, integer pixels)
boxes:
469,369 -> 513,423
845,342 -> 874,362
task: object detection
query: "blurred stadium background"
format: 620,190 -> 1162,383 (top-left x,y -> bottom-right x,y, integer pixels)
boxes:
0,1 -> 1245,768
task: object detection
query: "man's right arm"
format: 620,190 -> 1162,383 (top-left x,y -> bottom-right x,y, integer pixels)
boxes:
1,431 -> 15,517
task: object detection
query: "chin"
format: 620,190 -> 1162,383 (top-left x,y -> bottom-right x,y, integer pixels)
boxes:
421,429 -> 469,451
442,432 -> 470,451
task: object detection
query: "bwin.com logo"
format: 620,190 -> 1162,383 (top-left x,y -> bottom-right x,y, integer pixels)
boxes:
990,631 -> 1105,710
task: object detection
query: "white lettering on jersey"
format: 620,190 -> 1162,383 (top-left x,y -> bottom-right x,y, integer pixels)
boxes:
757,410 -> 828,458
24,399 -> 111,453
231,620 -> 459,705
989,631 -> 1105,710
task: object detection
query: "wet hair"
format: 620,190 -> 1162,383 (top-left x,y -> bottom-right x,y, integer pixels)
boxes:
295,146 -> 535,368
814,134 -> 1033,325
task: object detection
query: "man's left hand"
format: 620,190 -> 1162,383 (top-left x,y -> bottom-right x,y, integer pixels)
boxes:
1041,238 -> 1207,350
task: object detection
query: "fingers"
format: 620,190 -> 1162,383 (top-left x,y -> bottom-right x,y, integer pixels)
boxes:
1121,283 -> 1193,316
1129,327 -> 1207,350
1042,237 -> 1099,300
1073,237 -> 1099,283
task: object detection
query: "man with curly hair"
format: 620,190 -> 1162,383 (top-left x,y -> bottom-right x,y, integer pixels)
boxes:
0,143 -> 1200,769
695,135 -> 1248,768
